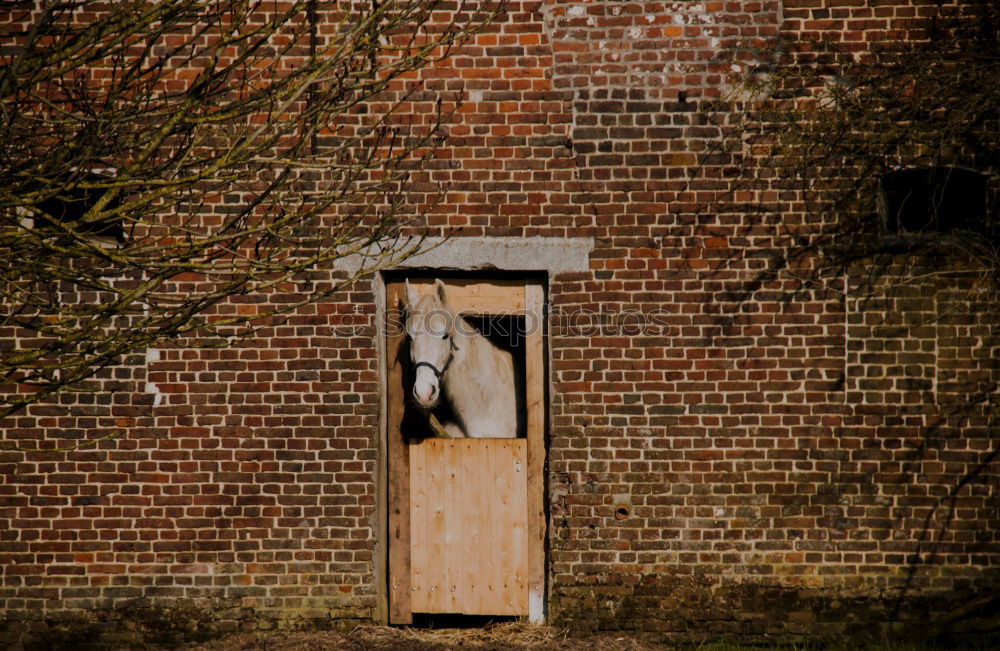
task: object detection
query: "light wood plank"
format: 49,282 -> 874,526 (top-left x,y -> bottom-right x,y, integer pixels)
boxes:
409,442 -> 428,611
525,281 -> 546,621
511,439 -> 529,613
386,282 -> 412,624
490,439 -> 527,615
425,440 -> 447,612
405,278 -> 526,313
480,439 -> 500,613
440,440 -> 458,612
459,439 -> 482,614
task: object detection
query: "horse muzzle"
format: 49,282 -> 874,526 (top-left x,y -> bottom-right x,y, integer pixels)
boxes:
412,381 -> 440,409
412,360 -> 446,409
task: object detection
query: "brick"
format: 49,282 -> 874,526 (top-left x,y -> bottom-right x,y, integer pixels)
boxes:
2,0 -> 999,646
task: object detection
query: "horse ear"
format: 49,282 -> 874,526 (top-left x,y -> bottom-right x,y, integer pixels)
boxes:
404,278 -> 419,307
435,278 -> 449,305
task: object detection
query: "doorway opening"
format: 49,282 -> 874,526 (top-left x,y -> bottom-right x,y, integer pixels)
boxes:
383,273 -> 546,624
401,313 -> 527,443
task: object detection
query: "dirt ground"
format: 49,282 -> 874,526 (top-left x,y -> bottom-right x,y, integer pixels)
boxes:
160,622 -> 989,650
174,623 -> 675,650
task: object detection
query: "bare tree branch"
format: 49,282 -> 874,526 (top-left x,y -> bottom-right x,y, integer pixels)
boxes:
719,1 -> 999,307
0,0 -> 502,419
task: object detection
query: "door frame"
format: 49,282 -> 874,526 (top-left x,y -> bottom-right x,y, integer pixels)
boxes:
377,273 -> 547,624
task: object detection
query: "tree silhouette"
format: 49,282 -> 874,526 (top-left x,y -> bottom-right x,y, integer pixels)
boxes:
727,1 -> 999,302
0,0 -> 499,420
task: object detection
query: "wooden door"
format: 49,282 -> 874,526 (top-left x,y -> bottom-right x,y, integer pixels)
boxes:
410,438 -> 527,615
386,278 -> 545,623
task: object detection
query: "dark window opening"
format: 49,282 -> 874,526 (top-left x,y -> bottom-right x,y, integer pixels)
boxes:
32,178 -> 125,243
464,314 -> 525,359
881,166 -> 989,234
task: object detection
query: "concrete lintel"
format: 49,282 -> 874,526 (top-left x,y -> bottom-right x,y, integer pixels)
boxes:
335,236 -> 593,275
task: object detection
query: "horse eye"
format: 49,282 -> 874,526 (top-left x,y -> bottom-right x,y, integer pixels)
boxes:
441,332 -> 450,340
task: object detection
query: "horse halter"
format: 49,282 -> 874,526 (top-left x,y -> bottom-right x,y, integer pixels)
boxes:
412,335 -> 458,382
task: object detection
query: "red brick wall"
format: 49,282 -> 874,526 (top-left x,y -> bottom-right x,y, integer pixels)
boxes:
2,1 -> 998,645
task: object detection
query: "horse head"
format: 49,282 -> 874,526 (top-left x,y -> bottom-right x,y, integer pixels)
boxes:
402,278 -> 457,409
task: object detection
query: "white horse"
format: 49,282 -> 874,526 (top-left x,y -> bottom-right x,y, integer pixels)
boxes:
402,279 -> 521,438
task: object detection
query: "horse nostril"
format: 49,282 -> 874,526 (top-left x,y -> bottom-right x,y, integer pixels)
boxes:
413,384 -> 436,405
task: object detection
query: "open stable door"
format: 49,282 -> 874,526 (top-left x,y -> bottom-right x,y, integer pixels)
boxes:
385,277 -> 545,623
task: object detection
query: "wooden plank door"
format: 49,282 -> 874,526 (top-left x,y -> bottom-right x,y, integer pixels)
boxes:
387,277 -> 545,624
410,438 -> 528,615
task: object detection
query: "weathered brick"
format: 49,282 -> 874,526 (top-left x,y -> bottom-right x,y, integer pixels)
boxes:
2,0 -> 998,647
